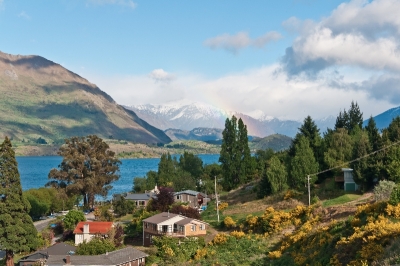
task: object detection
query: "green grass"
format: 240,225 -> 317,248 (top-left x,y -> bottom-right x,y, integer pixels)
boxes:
322,193 -> 362,207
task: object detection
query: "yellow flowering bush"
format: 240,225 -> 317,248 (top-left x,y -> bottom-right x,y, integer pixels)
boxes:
230,230 -> 246,239
218,202 -> 229,211
194,247 -> 208,260
246,214 -> 258,228
211,233 -> 228,245
224,216 -> 236,228
385,203 -> 400,218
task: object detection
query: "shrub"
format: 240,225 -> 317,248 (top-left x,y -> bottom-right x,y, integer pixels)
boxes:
390,184 -> 400,205
63,210 -> 86,230
224,216 -> 236,228
76,238 -> 115,255
217,202 -> 228,211
374,180 -> 396,202
230,230 -> 245,239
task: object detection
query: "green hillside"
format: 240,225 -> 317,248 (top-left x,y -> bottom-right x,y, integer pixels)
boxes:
249,134 -> 292,151
0,51 -> 171,145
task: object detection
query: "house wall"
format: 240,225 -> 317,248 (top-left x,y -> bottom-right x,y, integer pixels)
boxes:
175,194 -> 198,208
75,232 -> 95,245
118,257 -> 146,266
143,231 -> 158,247
184,223 -> 207,237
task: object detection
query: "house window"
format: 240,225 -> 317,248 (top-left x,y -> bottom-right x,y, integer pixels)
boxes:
176,195 -> 182,200
179,225 -> 184,232
200,224 -> 205,230
191,225 -> 196,231
144,222 -> 148,229
139,200 -> 145,206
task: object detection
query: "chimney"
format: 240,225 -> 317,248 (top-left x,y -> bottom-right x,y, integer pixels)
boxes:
65,255 -> 71,264
83,223 -> 89,234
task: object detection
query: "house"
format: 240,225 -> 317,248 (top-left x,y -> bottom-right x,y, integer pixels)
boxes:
44,247 -> 148,266
142,212 -> 208,247
113,186 -> 159,208
342,168 -> 359,191
73,221 -> 114,245
18,243 -> 76,266
174,190 -> 208,208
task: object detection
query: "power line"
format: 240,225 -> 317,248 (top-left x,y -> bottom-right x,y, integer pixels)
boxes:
309,139 -> 400,177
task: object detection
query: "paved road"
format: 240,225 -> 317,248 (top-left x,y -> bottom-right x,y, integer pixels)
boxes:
34,218 -> 56,232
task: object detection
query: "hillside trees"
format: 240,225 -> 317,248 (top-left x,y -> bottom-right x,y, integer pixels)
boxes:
290,136 -> 319,188
48,135 -> 121,207
0,137 -> 39,266
219,115 -> 254,190
258,156 -> 288,198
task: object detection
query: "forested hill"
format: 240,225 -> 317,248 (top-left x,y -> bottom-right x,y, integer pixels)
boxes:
0,51 -> 171,145
249,134 -> 292,152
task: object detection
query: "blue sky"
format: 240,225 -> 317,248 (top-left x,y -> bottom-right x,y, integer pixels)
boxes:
1,0 -> 399,121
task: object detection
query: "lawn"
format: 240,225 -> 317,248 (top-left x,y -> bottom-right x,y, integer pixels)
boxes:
322,193 -> 362,207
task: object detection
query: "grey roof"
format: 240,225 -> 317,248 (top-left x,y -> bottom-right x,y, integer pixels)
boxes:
175,218 -> 194,225
19,243 -> 76,262
124,193 -> 152,201
46,247 -> 148,266
174,190 -> 200,196
142,212 -> 181,224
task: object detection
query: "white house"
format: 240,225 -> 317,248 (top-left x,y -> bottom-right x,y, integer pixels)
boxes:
73,221 -> 114,245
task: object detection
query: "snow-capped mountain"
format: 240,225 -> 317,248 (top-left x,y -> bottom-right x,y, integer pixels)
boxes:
126,102 -> 336,138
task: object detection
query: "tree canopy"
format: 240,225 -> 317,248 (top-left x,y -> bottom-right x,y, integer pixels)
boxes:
48,135 -> 121,207
219,116 -> 254,190
0,137 -> 39,266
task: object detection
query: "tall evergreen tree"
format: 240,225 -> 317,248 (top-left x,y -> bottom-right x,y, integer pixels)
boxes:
365,116 -> 381,152
219,116 -> 252,190
290,136 -> 319,189
324,128 -> 353,172
0,137 -> 38,266
348,101 -> 363,132
387,116 -> 400,142
335,110 -> 348,130
157,153 -> 177,187
351,131 -> 372,189
266,156 -> 287,194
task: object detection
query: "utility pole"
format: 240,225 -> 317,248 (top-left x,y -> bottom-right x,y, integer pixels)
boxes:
307,175 -> 311,206
215,176 -> 219,223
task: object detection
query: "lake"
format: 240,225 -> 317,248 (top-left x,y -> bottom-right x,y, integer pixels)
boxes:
16,154 -> 220,199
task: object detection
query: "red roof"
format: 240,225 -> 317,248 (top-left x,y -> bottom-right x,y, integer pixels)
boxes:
73,221 -> 113,234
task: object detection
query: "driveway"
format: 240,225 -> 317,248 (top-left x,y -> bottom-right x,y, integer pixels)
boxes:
34,218 -> 56,232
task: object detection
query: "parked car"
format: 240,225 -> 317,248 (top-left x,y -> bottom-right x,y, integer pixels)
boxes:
39,216 -> 48,220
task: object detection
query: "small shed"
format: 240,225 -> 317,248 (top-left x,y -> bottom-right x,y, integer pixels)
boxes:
342,168 -> 359,191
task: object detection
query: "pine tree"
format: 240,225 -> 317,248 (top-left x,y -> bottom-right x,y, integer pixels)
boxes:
348,101 -> 363,132
158,153 -> 177,187
0,137 -> 38,266
365,116 -> 381,151
351,131 -> 371,189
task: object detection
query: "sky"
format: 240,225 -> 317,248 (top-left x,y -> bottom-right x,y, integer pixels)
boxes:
1,0 -> 399,121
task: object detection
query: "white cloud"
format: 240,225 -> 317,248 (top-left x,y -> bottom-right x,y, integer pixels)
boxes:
204,31 -> 282,54
282,0 -> 400,76
148,69 -> 175,82
87,0 -> 136,9
85,64 -> 393,121
18,11 -> 30,19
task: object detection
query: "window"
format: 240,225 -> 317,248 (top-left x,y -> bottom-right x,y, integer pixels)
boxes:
191,225 -> 196,231
144,222 -> 148,229
200,224 -> 205,230
176,195 -> 182,200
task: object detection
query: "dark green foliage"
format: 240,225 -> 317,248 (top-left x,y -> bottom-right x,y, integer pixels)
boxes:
258,156 -> 288,198
148,187 -> 174,212
157,153 -> 177,186
290,136 -> 319,189
112,197 -> 136,216
0,137 -> 39,264
178,151 -> 203,179
335,101 -> 363,133
76,238 -> 115,255
36,137 -> 47,144
219,116 -> 254,190
250,134 -> 292,152
351,131 -> 372,189
365,116 -> 381,151
387,116 -> 400,142
63,210 -> 86,230
48,135 -> 121,207
199,163 -> 222,195
324,128 -> 353,173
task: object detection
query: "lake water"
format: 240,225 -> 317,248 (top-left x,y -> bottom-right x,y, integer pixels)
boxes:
16,154 -> 220,199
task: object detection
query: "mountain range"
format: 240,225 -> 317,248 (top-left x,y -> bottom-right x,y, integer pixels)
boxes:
127,103 -> 336,138
0,51 -> 171,144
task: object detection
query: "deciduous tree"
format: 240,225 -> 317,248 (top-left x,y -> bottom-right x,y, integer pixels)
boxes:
0,137 -> 39,266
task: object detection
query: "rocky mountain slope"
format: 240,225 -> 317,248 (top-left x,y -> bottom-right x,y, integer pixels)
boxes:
0,51 -> 171,144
